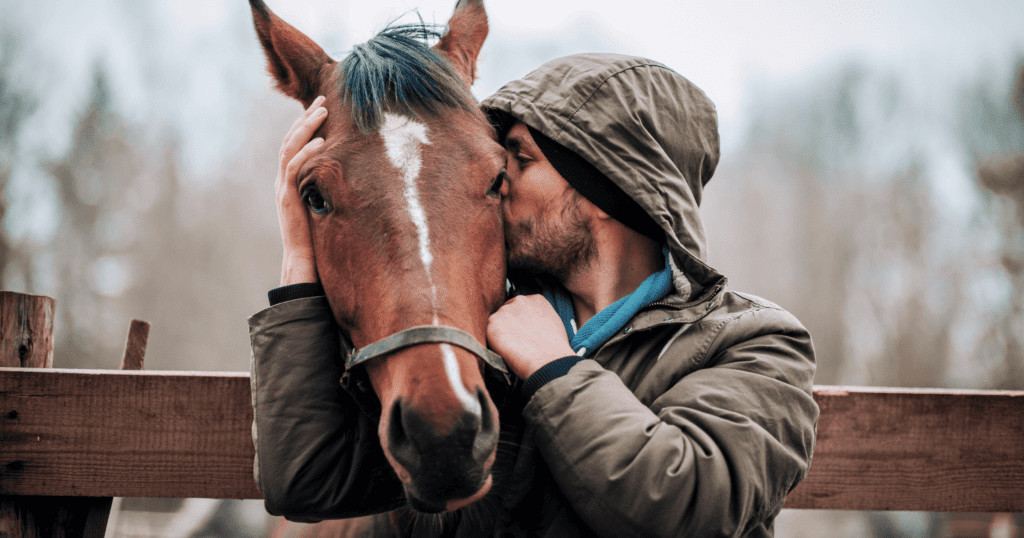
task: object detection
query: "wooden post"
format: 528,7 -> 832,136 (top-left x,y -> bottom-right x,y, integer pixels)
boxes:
0,291 -> 113,538
119,319 -> 150,371
104,318 -> 150,535
0,291 -> 55,368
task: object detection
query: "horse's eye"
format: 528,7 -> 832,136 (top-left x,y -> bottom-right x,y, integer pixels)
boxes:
486,170 -> 507,198
304,189 -> 329,214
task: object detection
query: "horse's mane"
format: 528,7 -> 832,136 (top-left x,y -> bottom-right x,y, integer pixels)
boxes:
337,24 -> 473,134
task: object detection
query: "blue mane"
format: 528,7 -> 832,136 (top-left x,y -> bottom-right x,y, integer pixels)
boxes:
338,24 -> 472,133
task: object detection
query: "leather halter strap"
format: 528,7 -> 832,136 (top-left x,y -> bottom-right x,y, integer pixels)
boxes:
346,325 -> 510,383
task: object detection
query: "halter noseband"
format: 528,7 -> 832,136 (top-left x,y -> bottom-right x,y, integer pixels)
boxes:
346,325 -> 510,384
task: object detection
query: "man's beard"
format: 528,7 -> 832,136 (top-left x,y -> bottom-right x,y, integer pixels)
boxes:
505,189 -> 596,282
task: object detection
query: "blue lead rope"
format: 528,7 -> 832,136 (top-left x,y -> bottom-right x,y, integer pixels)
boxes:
542,248 -> 673,357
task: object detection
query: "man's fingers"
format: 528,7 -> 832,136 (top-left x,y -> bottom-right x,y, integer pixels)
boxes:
281,96 -> 327,162
282,107 -> 327,162
273,98 -> 326,288
287,96 -> 326,139
289,104 -> 327,150
283,138 -> 325,188
282,100 -> 314,149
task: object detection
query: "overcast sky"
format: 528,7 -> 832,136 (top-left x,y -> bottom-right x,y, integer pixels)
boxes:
289,0 -> 1024,141
4,0 -> 1023,178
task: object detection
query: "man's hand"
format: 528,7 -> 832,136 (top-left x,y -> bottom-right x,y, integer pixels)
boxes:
278,96 -> 327,286
487,295 -> 576,379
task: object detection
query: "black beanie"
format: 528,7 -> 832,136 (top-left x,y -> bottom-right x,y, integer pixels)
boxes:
525,125 -> 663,241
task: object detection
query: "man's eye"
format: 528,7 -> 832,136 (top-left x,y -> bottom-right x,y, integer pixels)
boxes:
305,189 -> 329,213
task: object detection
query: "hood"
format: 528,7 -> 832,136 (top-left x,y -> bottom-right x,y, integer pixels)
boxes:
482,53 -> 723,301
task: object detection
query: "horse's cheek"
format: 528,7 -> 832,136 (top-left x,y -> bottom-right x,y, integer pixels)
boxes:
310,221 -> 340,283
317,218 -> 366,300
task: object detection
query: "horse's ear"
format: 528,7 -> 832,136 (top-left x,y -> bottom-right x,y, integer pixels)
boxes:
435,0 -> 488,88
250,0 -> 333,107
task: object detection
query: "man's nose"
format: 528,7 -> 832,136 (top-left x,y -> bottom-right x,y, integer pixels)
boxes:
499,172 -> 511,197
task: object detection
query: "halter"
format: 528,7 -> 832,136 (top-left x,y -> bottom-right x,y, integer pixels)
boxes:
346,325 -> 511,384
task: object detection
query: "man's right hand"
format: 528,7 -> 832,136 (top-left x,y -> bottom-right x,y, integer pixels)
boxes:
277,96 -> 327,286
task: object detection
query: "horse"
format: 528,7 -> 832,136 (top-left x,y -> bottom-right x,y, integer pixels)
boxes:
249,0 -> 514,533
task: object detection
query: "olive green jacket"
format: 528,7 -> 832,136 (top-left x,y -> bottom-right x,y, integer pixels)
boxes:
249,53 -> 818,537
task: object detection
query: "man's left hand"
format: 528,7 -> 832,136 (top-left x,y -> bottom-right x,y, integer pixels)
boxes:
487,294 -> 576,380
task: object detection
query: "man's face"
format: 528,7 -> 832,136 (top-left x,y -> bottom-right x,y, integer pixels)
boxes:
502,122 -> 595,281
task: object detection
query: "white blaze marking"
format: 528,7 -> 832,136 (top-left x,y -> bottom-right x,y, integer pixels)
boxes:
380,113 -> 478,415
442,344 -> 482,416
381,114 -> 434,280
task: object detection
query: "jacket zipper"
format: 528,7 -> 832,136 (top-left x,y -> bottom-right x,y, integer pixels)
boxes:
644,284 -> 724,312
643,301 -> 684,310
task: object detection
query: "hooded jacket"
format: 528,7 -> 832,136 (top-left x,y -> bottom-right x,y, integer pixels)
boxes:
249,53 -> 818,537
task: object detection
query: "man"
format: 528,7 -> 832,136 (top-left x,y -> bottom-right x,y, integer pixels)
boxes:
251,53 -> 818,537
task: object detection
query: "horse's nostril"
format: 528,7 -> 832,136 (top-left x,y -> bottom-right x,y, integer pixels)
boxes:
390,399 -> 447,456
387,398 -> 424,475
388,398 -> 406,445
473,388 -> 498,463
478,389 -> 491,432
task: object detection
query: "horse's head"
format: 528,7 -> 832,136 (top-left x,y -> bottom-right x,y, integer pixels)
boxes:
251,0 -> 507,513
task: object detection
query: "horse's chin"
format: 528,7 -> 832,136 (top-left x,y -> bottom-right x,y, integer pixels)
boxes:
404,473 -> 493,513
445,474 -> 493,511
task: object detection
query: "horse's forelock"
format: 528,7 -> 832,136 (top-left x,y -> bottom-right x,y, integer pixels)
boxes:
336,24 -> 474,134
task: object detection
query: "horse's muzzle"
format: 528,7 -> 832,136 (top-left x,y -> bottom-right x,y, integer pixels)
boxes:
387,387 -> 499,512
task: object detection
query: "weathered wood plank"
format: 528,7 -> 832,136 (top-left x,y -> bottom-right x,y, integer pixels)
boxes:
784,385 -> 1024,512
2,370 -> 1022,511
0,368 -> 260,499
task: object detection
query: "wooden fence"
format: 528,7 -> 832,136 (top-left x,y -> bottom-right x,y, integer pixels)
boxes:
1,367 -> 1022,536
0,289 -> 1022,535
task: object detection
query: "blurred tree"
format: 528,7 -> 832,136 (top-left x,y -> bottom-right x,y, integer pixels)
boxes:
43,66 -> 142,367
0,25 -> 36,293
18,58 -> 284,371
974,60 -> 1024,391
706,56 -> 1024,392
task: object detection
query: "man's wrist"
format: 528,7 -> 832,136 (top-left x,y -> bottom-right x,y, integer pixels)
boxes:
268,282 -> 324,306
280,254 -> 317,286
521,355 -> 586,401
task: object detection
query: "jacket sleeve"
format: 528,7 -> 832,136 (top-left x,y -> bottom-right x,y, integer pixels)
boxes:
249,296 -> 405,522
522,305 -> 819,538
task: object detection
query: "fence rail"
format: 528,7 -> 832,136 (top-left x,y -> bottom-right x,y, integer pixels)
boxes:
2,367 -> 1023,514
